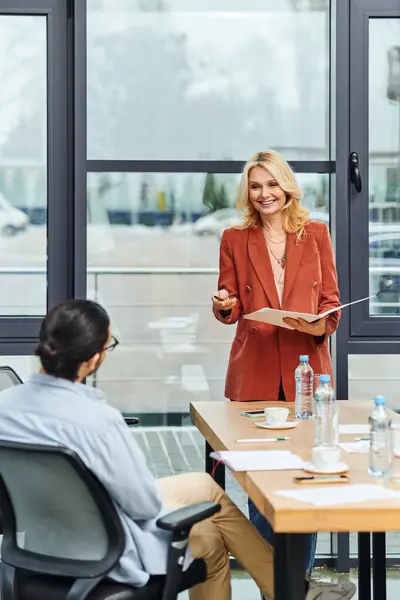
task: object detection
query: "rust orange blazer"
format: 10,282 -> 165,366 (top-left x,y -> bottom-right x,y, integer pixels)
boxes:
213,220 -> 341,402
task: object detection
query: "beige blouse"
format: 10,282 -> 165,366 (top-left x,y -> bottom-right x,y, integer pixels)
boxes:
267,246 -> 285,307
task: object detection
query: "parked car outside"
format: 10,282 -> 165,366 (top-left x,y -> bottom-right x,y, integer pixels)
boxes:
193,208 -> 242,237
0,193 -> 29,236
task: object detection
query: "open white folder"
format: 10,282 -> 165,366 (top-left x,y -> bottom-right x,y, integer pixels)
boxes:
244,295 -> 373,330
209,450 -> 304,472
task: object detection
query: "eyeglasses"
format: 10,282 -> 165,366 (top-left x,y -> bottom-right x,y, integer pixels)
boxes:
104,335 -> 119,353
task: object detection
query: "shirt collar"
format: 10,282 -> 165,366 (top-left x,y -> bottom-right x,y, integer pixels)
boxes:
28,373 -> 107,404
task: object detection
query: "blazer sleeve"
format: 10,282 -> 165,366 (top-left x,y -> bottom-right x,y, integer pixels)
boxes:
317,223 -> 341,339
213,231 -> 243,325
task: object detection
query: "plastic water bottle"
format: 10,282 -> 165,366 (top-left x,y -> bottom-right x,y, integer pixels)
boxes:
295,355 -> 314,419
314,375 -> 337,446
368,395 -> 393,477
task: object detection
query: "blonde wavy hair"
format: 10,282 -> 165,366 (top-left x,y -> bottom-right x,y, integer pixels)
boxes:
236,150 -> 309,239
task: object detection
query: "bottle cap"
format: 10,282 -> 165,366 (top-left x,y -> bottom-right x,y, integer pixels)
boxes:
299,355 -> 309,362
319,374 -> 330,383
374,395 -> 386,406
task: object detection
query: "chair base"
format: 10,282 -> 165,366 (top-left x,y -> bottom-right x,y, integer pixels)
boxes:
17,559 -> 206,600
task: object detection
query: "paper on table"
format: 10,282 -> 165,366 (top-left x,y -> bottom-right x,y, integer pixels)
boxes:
338,424 -> 370,434
276,484 -> 400,507
244,295 -> 373,330
339,441 -> 369,454
209,450 -> 304,472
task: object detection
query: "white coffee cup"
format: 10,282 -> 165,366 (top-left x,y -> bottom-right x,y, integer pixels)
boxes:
264,407 -> 289,426
312,445 -> 341,469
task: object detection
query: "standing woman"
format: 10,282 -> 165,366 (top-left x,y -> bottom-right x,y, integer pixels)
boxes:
212,150 -> 341,402
211,150 -> 349,597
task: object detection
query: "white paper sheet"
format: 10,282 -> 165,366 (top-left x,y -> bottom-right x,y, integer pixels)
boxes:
338,424 -> 370,434
339,441 -> 369,453
276,484 -> 400,507
209,450 -> 304,472
244,296 -> 373,329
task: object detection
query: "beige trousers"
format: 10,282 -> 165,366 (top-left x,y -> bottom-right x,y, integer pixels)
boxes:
157,472 -> 274,600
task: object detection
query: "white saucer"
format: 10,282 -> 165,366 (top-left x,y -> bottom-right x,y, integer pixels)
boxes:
255,421 -> 298,430
303,461 -> 349,475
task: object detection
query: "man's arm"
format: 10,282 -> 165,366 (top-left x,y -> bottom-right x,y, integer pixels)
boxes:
92,416 -> 163,521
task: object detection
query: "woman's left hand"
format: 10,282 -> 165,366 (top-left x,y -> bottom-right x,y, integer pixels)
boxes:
283,316 -> 327,337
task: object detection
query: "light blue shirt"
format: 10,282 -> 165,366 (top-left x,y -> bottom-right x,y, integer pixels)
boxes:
0,373 -> 171,587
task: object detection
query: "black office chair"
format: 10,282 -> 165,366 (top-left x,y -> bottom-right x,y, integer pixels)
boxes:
123,416 -> 140,426
0,367 -> 24,535
0,366 -> 23,390
0,442 -> 220,600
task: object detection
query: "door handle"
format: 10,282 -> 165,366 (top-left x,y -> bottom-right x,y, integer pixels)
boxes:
349,152 -> 362,193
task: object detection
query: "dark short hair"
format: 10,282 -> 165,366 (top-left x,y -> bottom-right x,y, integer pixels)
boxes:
35,299 -> 110,381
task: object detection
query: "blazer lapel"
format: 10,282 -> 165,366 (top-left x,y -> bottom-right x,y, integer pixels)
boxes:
282,232 -> 304,307
248,226 -> 280,310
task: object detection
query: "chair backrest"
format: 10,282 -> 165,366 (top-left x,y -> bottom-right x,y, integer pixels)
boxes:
0,366 -> 23,391
0,441 -> 125,578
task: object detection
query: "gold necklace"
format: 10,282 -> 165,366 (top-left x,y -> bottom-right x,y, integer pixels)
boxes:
263,228 -> 286,245
265,235 -> 286,245
267,243 -> 287,266
274,269 -> 285,287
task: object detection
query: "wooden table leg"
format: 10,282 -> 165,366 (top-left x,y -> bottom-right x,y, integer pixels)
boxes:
358,532 -> 371,600
372,532 -> 386,600
274,533 -> 306,600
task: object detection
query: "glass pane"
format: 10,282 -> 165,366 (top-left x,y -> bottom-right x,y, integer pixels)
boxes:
369,19 -> 400,316
349,354 -> 400,556
87,0 -> 330,161
0,17 -> 47,315
86,170 -> 330,563
86,171 -> 329,419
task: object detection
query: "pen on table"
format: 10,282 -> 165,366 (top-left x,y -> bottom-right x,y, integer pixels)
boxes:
235,437 -> 290,443
354,437 -> 369,441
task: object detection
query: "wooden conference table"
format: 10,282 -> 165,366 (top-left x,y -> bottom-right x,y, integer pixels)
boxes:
190,400 -> 400,600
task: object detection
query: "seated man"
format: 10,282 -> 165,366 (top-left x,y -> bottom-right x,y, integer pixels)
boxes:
0,300 -> 348,600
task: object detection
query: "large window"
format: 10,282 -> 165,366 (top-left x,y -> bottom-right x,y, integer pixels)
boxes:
87,0 -> 330,161
368,20 -> 400,315
86,171 -> 330,416
0,16 -> 47,315
86,0 -> 334,565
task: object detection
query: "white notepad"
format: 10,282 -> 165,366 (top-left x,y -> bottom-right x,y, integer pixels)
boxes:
244,296 -> 373,330
209,450 -> 304,472
276,484 -> 400,507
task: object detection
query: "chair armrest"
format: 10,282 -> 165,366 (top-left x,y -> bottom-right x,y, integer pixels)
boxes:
157,501 -> 220,533
123,416 -> 140,426
158,502 -> 220,600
